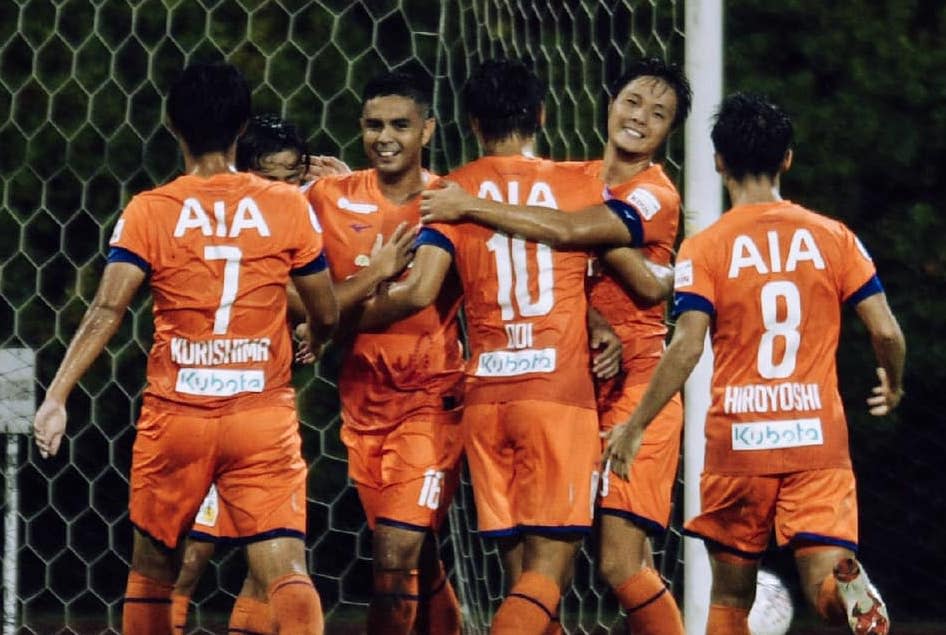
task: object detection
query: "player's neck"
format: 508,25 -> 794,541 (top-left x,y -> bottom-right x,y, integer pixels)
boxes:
725,174 -> 783,207
481,135 -> 537,158
375,166 -> 426,205
601,144 -> 653,186
183,150 -> 238,178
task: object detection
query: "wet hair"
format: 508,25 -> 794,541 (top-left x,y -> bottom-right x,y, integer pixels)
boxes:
711,92 -> 794,180
166,63 -> 251,156
361,69 -> 434,117
236,114 -> 307,173
462,58 -> 546,143
609,57 -> 692,129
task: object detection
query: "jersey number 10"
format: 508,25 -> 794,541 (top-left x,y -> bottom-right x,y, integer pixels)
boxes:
486,233 -> 555,320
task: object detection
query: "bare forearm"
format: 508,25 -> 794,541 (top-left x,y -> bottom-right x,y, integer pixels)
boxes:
47,304 -> 126,401
871,325 -> 906,394
357,283 -> 424,331
626,335 -> 703,430
335,266 -> 387,316
465,199 -> 574,246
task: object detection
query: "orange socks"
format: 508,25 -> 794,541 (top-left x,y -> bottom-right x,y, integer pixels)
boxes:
367,569 -> 420,634
706,604 -> 750,635
229,594 -> 275,634
490,571 -> 561,635
171,592 -> 190,634
613,567 -> 684,635
267,573 -> 324,635
123,570 -> 174,635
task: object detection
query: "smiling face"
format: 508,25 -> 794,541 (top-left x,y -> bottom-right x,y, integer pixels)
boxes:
360,94 -> 434,177
607,75 -> 678,158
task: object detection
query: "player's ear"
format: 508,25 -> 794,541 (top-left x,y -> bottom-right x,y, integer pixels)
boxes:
780,149 -> 793,174
713,152 -> 726,175
422,117 -> 436,146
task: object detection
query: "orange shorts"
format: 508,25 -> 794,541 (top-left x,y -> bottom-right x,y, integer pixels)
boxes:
599,384 -> 682,533
341,411 -> 463,531
462,400 -> 600,537
130,404 -> 307,549
684,468 -> 859,558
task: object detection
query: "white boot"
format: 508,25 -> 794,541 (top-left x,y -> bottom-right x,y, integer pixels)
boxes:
833,558 -> 890,635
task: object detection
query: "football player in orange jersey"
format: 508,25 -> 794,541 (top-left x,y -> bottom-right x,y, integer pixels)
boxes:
358,58 -> 618,635
170,113 -> 327,635
305,70 -> 464,635
604,93 -> 905,635
33,63 -> 338,635
420,57 -> 692,634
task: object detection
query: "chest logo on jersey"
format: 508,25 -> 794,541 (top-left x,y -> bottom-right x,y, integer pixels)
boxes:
731,417 -> 824,451
337,197 -> 378,214
174,197 -> 271,238
728,229 -> 824,279
478,180 -> 558,207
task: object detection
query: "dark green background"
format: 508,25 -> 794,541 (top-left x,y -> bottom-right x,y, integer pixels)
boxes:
1,0 -> 942,631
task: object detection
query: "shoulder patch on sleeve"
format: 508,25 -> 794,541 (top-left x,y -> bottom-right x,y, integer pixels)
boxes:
854,236 -> 872,261
674,259 -> 693,288
109,218 -> 125,244
626,187 -> 661,221
307,203 -> 323,233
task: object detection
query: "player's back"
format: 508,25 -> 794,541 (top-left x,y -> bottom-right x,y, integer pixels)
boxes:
677,200 -> 878,474
110,172 -> 324,413
308,170 -> 463,430
428,155 -> 598,408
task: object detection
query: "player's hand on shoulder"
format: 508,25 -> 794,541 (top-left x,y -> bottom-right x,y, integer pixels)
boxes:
305,155 -> 351,182
420,180 -> 472,224
589,321 -> 622,380
33,398 -> 67,459
602,421 -> 644,481
369,222 -> 416,281
867,367 -> 903,416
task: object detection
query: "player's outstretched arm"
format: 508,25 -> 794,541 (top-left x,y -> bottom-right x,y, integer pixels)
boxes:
420,181 -> 633,248
291,268 -> 339,363
604,309 -> 709,480
34,262 -> 145,458
599,247 -> 673,305
854,292 -> 906,415
357,244 -> 452,331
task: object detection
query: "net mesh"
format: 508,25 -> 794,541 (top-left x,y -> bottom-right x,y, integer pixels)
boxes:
0,1 -> 683,631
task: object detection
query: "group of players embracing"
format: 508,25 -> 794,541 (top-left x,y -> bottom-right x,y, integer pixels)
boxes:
34,54 -> 904,635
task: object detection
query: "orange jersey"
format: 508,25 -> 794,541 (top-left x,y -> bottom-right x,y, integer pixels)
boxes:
307,170 -> 463,432
419,155 -> 599,408
673,201 -> 881,474
583,161 -> 680,379
108,172 -> 326,413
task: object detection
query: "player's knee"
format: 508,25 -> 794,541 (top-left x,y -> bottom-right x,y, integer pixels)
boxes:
131,531 -> 177,584
372,524 -> 427,571
174,541 -> 214,594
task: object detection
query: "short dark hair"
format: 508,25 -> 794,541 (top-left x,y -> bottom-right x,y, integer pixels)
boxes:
236,114 -> 307,173
711,93 -> 794,181
166,63 -> 251,157
609,57 -> 692,129
362,69 -> 433,116
462,58 -> 546,143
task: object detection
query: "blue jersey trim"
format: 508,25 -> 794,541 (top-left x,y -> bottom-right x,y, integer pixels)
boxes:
185,527 -> 305,547
791,532 -> 859,554
416,227 -> 455,256
672,291 -> 715,319
107,246 -> 151,275
291,252 -> 328,276
604,199 -> 645,247
375,517 -> 430,534
844,274 -> 883,308
682,528 -> 765,559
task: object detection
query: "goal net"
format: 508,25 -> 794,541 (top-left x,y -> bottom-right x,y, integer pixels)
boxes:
0,1 -> 684,631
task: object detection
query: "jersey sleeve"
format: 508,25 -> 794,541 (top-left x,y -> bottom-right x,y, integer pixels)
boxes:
289,198 -> 328,275
107,196 -> 153,273
839,227 -> 882,306
671,235 -> 716,318
416,223 -> 457,257
603,182 -> 678,249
